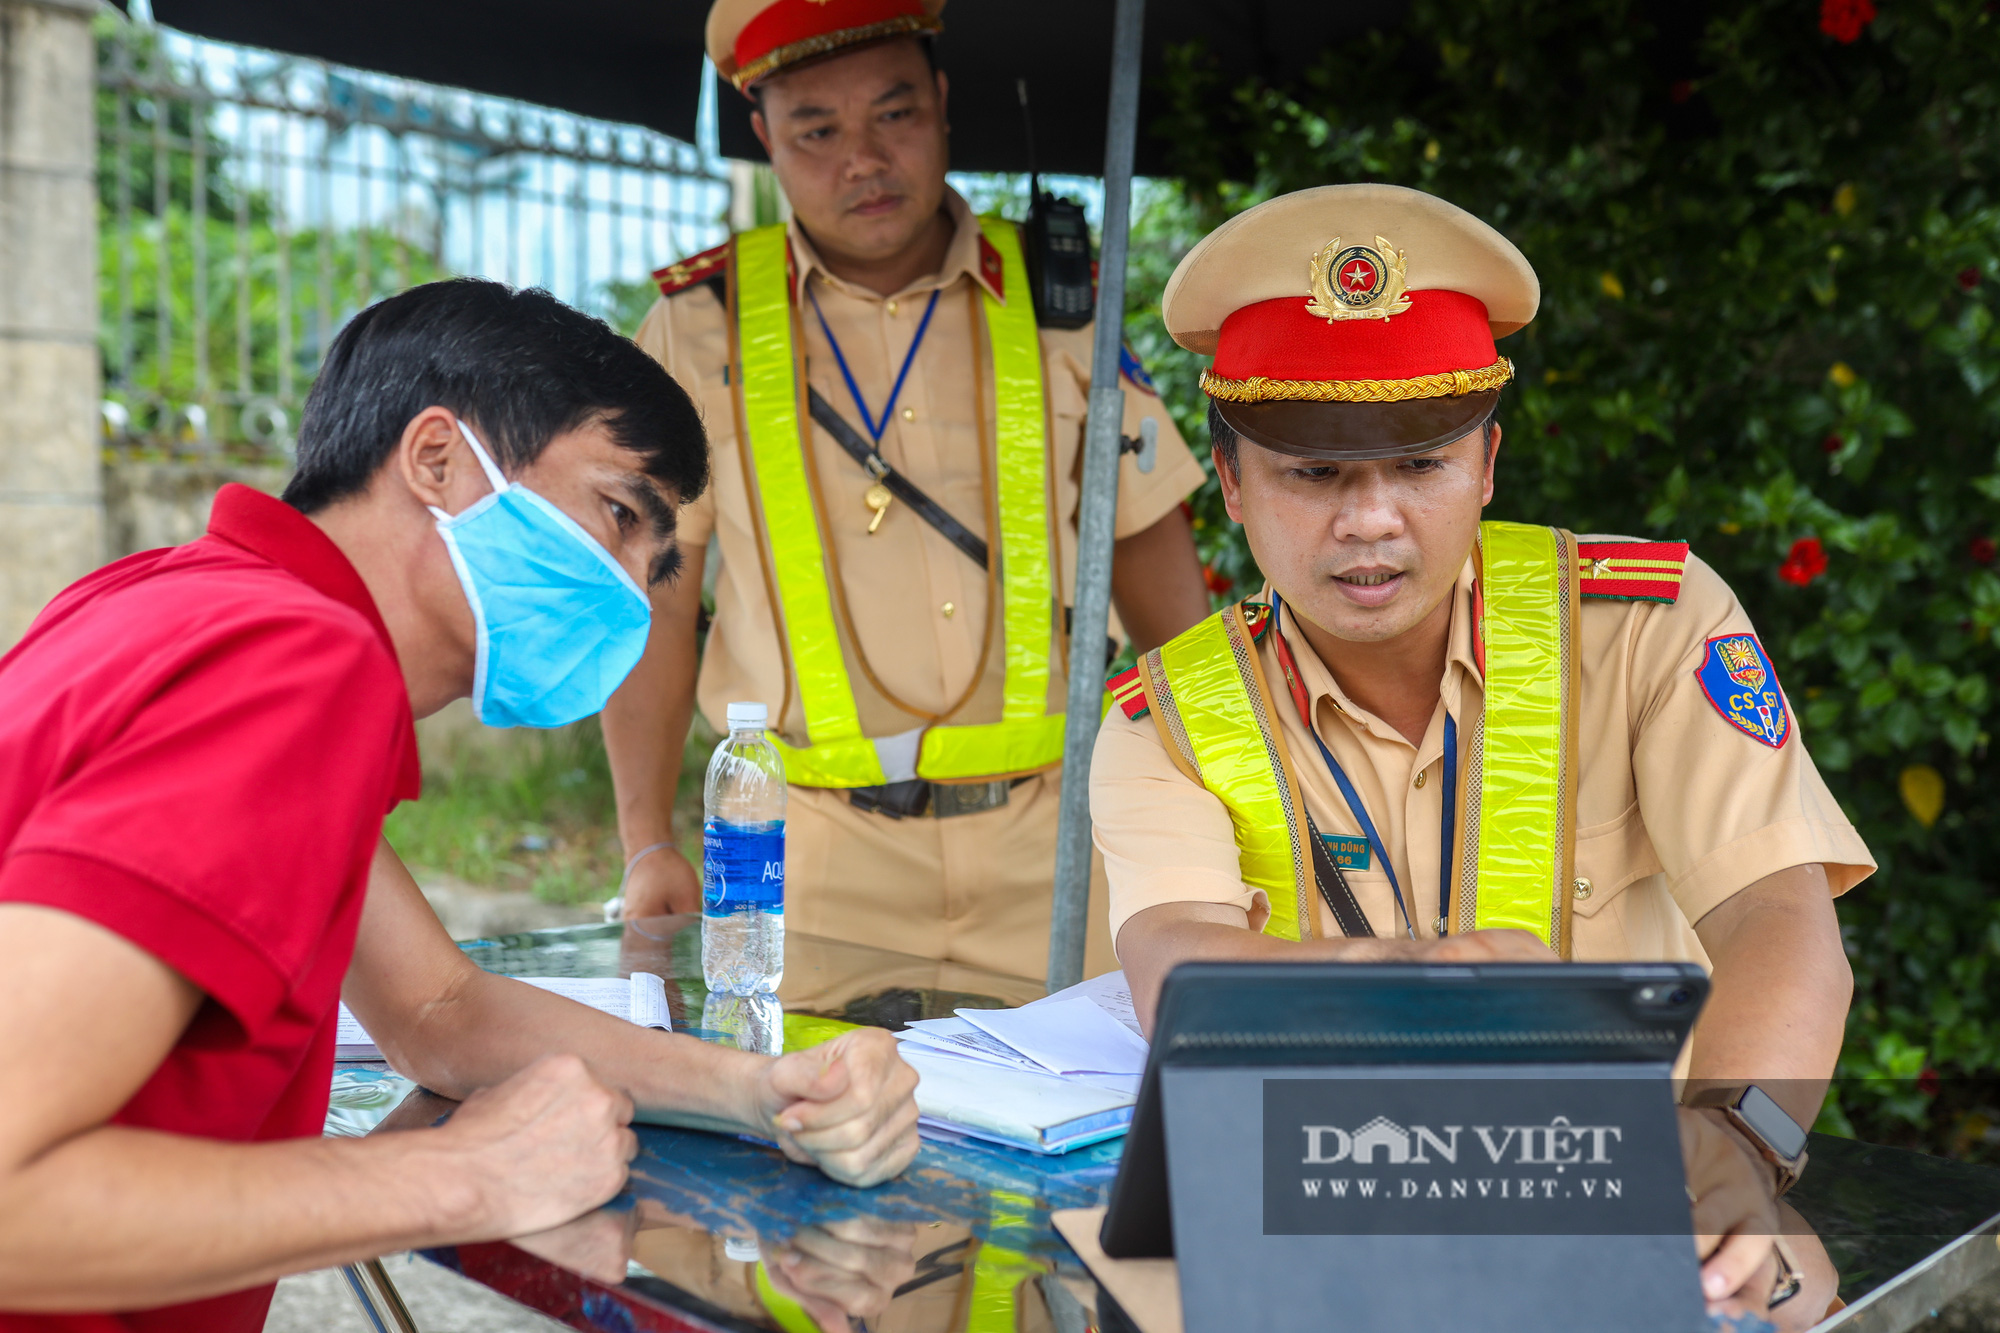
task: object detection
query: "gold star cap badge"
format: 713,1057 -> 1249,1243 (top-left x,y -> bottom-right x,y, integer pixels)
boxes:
1307,236 -> 1414,321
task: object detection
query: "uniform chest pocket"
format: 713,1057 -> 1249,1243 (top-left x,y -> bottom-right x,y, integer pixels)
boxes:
1571,801 -> 1663,919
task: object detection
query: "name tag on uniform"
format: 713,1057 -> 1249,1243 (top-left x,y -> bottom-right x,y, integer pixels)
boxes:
1319,834 -> 1371,871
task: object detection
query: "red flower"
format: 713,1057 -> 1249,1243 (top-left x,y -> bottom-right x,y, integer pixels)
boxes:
1544,422 -> 1563,437
1821,433 -> 1843,454
1820,0 -> 1876,42
1201,563 -> 1234,596
1972,536 -> 1996,565
1918,1066 -> 1941,1098
1668,79 -> 1694,104
1778,537 -> 1828,586
1961,268 -> 1984,292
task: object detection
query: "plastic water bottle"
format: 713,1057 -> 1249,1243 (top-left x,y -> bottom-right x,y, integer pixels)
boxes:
701,701 -> 786,998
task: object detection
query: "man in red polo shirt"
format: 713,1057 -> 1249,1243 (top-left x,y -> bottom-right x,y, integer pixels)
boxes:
0,280 -> 918,1330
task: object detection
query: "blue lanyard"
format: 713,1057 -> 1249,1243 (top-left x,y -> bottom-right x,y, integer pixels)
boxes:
1270,593 -> 1457,940
808,284 -> 942,445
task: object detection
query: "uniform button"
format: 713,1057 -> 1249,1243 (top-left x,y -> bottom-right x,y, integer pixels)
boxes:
1414,770 -> 1427,789
942,601 -> 955,618
902,406 -> 916,422
1573,877 -> 1593,900
886,299 -> 900,316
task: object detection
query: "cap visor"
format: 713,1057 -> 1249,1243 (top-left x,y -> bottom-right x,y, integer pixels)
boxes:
1215,391 -> 1499,461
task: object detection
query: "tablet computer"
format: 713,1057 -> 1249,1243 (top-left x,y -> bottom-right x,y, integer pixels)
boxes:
1099,960 -> 1707,1260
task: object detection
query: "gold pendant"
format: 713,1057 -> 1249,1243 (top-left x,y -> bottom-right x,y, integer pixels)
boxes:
864,483 -> 893,533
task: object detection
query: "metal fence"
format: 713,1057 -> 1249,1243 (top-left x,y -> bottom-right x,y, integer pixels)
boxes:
98,17 -> 732,457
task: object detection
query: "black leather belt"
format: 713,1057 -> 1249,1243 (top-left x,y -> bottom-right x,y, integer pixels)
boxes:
849,777 -> 1033,820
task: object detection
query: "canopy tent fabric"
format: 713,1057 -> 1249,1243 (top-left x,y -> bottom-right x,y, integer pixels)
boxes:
132,0 -> 1400,175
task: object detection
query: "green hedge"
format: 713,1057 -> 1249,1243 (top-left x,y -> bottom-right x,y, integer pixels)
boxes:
1123,0 -> 2000,1156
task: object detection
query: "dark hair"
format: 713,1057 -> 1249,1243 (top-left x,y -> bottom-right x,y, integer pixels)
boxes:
282,279 -> 707,515
1208,399 -> 1239,470
748,34 -> 938,110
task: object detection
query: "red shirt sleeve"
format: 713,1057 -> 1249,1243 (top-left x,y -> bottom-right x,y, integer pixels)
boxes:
0,612 -> 409,1033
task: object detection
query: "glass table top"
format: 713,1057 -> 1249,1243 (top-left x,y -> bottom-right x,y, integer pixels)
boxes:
332,918 -> 2000,1333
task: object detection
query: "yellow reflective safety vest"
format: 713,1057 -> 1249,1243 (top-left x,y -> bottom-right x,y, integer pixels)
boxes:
1111,523 -> 1688,957
728,220 -> 1065,788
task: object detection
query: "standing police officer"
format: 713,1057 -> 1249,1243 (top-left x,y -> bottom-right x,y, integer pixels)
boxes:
603,0 -> 1211,979
1093,185 -> 1871,1319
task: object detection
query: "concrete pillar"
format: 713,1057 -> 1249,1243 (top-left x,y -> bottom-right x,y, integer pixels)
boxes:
0,0 -> 101,649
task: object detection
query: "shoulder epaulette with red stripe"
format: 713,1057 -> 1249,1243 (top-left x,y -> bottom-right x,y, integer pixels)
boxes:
1577,539 -> 1689,604
652,242 -> 731,298
1108,664 -> 1147,720
977,232 -> 1005,301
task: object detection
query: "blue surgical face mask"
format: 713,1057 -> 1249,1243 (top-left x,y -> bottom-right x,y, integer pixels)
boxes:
429,422 -> 652,729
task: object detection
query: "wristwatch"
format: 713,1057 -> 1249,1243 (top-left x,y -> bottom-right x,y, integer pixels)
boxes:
1686,1084 -> 1811,1196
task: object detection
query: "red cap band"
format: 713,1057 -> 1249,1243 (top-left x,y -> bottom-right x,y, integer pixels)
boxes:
734,0 -> 931,81
1210,289 -> 1497,384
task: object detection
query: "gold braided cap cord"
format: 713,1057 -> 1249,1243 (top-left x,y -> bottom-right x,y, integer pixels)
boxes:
1202,356 -> 1515,404
731,15 -> 945,88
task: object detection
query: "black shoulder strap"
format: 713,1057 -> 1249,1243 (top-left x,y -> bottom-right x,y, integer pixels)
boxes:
806,388 -> 990,571
708,259 -> 990,572
1302,810 -> 1375,938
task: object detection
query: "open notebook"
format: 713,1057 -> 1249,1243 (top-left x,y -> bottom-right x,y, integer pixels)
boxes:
335,973 -> 671,1062
896,970 -> 1145,1154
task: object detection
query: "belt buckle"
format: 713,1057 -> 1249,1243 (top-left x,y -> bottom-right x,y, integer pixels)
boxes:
928,780 -> 1010,819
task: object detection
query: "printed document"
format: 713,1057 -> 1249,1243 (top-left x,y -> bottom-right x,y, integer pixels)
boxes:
336,972 -> 671,1061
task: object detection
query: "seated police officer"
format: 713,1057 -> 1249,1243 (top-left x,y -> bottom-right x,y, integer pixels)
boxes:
1091,186 -> 1872,1317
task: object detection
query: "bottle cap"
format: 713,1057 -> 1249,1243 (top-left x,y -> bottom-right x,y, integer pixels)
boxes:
726,701 -> 768,729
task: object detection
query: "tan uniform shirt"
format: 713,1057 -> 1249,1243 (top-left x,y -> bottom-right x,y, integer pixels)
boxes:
635,188 -> 1205,744
1091,549 -> 1875,963
634,190 -> 1205,979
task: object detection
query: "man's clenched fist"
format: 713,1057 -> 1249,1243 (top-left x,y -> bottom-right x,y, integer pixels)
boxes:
756,1029 -> 920,1187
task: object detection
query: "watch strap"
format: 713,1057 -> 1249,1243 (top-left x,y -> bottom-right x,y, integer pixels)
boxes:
1686,1085 -> 1808,1196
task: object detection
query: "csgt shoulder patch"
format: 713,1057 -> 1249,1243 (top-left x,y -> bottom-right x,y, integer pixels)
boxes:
1577,540 -> 1689,604
1108,664 -> 1148,720
1696,633 -> 1790,748
1119,343 -> 1160,396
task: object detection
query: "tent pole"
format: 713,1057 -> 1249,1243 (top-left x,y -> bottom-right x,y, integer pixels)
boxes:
1047,0 -> 1146,992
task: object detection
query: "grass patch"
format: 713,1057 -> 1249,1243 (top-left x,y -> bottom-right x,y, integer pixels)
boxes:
383,714 -> 714,905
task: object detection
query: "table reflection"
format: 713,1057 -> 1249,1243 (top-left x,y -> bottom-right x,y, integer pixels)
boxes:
450,915 -> 1045,1042
375,1080 -> 1863,1333
333,919 -> 2000,1332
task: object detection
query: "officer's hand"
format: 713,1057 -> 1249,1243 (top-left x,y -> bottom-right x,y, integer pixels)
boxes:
1679,1106 -> 1781,1308
436,1054 -> 638,1239
1423,928 -> 1557,964
757,1029 -> 921,1187
761,1216 -> 919,1328
623,844 -> 702,918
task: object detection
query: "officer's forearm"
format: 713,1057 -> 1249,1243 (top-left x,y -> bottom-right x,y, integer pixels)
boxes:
1688,863 -> 1851,1130
1111,507 -> 1210,654
1114,901 -> 1509,1035
602,542 -> 708,852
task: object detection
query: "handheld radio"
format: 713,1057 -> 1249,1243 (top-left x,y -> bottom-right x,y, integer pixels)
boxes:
1018,79 -> 1095,329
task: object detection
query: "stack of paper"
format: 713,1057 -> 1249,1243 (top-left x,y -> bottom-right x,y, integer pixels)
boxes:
335,973 -> 672,1061
896,970 -> 1148,1155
